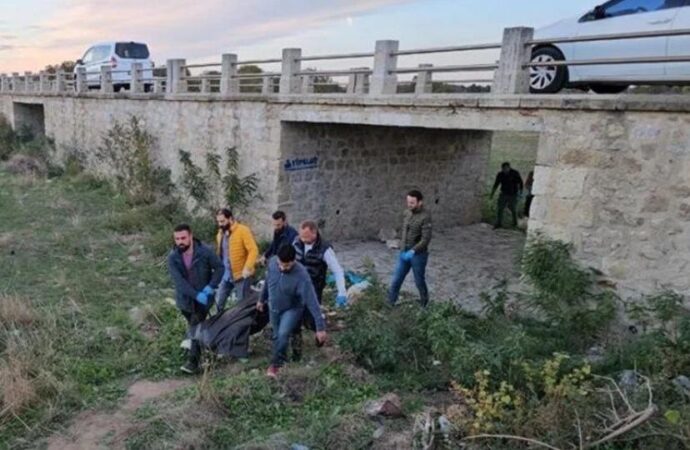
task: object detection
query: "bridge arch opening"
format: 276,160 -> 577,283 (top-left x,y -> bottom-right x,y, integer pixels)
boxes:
12,102 -> 45,139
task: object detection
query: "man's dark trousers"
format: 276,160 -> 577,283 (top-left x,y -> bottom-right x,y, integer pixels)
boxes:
496,193 -> 518,227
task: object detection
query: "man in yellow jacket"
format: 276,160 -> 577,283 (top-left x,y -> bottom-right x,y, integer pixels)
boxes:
214,208 -> 259,311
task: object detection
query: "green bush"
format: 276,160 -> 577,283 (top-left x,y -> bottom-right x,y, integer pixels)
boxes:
521,235 -> 616,343
0,114 -> 17,160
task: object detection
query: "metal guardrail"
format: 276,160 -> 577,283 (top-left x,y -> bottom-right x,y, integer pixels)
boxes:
5,25 -> 690,97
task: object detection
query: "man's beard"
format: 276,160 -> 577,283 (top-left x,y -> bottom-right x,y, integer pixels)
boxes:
177,244 -> 190,253
220,225 -> 229,231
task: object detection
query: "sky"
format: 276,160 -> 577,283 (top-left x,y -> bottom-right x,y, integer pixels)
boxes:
0,0 -> 600,76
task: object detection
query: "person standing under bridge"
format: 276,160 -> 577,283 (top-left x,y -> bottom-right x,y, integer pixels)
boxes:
490,162 -> 523,229
388,190 -> 432,308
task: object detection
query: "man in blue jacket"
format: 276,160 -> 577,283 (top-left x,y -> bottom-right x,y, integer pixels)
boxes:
257,244 -> 327,378
167,223 -> 224,374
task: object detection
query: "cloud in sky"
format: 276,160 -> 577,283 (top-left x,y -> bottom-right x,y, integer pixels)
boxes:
0,0 -> 412,72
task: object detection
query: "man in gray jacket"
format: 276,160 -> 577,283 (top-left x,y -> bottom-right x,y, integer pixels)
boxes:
258,244 -> 327,378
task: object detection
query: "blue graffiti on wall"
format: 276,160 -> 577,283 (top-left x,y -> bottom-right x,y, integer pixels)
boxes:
284,156 -> 318,171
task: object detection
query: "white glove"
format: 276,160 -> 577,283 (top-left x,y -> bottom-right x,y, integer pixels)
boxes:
242,267 -> 252,279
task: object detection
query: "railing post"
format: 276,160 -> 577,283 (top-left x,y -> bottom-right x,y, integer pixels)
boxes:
220,53 -> 239,95
75,67 -> 87,93
370,40 -> 399,95
100,66 -> 113,93
54,70 -> 66,93
39,71 -> 49,93
415,64 -> 433,94
346,68 -> 369,95
262,76 -> 274,95
301,74 -> 314,94
201,75 -> 211,94
131,62 -> 143,93
166,59 -> 186,94
0,74 -> 6,93
154,78 -> 164,93
24,72 -> 33,92
280,48 -> 302,94
12,73 -> 20,92
493,27 -> 534,95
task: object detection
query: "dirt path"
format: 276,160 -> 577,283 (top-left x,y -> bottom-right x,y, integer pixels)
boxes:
46,379 -> 191,450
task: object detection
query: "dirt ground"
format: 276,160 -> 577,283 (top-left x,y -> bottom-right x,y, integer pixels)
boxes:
46,379 -> 191,450
336,223 -> 526,312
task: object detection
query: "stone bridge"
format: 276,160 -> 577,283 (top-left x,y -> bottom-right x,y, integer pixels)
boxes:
2,91 -> 689,301
2,27 -> 690,301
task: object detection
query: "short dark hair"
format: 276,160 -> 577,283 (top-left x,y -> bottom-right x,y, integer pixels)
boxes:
300,220 -> 318,232
272,210 -> 287,221
407,190 -> 423,201
174,223 -> 191,233
216,208 -> 233,219
501,162 -> 511,169
277,244 -> 296,262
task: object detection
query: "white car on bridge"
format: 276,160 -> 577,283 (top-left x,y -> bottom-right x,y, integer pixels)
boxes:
74,41 -> 154,92
532,0 -> 690,93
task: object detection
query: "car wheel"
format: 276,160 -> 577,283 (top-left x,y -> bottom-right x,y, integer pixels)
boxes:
589,84 -> 629,94
529,46 -> 568,94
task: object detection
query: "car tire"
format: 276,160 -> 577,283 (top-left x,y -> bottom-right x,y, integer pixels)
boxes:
589,84 -> 629,94
529,46 -> 568,94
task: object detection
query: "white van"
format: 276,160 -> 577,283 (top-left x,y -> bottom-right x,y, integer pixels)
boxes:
533,0 -> 690,93
74,41 -> 154,92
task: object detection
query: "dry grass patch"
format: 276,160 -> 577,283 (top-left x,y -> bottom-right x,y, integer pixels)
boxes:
4,154 -> 47,177
0,294 -> 36,327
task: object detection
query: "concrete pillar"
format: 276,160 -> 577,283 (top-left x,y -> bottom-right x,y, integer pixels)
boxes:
54,70 -> 66,93
99,66 -> 113,93
154,78 -> 164,93
75,67 -> 87,93
201,75 -> 211,93
415,64 -> 433,94
131,62 -> 143,93
220,53 -> 239,95
370,40 -> 399,95
24,72 -> 33,92
262,76 -> 274,95
279,48 -> 301,94
39,71 -> 49,93
12,73 -> 20,92
346,68 -> 370,95
301,74 -> 314,94
0,74 -> 7,93
166,59 -> 186,94
493,27 -> 534,95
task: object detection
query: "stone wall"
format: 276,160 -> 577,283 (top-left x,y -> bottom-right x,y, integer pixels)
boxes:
531,110 -> 690,301
278,122 -> 491,240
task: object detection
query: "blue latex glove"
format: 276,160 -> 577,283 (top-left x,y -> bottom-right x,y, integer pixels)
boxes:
202,285 -> 214,296
195,292 -> 209,306
401,250 -> 415,262
336,295 -> 348,308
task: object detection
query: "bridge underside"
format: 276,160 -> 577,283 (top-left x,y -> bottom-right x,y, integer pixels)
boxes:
1,93 -> 689,301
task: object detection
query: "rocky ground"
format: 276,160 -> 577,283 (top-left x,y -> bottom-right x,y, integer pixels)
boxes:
336,223 -> 527,312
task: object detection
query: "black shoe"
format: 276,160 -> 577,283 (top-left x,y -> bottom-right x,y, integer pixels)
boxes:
180,361 -> 200,375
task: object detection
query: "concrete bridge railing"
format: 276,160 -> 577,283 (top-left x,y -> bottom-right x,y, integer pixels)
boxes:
4,26 -> 690,97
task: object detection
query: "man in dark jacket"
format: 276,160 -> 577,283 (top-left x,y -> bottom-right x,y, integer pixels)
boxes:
388,190 -> 432,307
490,162 -> 523,229
258,244 -> 327,378
167,223 -> 224,374
291,220 -> 347,361
260,210 -> 298,265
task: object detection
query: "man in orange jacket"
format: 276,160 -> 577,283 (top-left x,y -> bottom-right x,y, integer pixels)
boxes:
214,208 -> 259,311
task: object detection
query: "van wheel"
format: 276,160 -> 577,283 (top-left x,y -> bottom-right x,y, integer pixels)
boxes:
590,84 -> 629,94
529,46 -> 568,94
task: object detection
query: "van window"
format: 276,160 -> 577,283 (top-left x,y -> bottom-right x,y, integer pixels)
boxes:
91,45 -> 111,62
115,43 -> 150,59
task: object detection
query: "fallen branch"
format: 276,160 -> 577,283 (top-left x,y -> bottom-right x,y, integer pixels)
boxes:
461,434 -> 563,450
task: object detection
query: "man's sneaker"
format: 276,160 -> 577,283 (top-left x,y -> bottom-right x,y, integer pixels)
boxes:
180,339 -> 192,350
180,361 -> 200,375
266,365 -> 280,378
